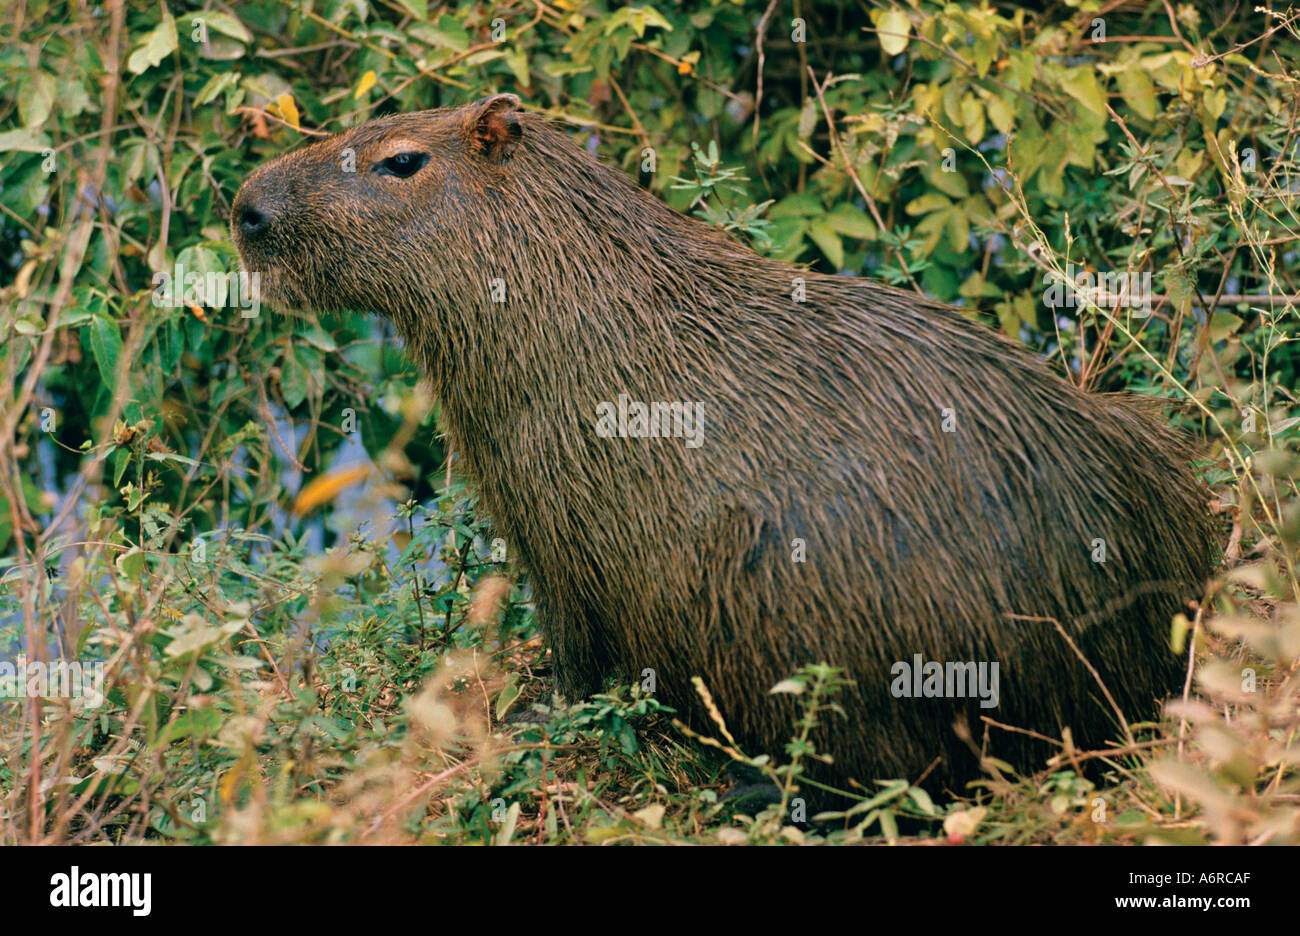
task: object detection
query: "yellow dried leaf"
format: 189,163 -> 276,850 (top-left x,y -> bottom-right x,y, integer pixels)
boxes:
276,93 -> 299,128
292,464 -> 373,515
354,70 -> 377,100
218,762 -> 243,803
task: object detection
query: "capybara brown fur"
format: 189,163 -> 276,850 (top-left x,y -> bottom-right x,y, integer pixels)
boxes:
232,94 -> 1217,800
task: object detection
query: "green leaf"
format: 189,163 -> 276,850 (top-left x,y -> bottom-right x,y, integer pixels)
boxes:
57,307 -> 93,329
769,193 -> 825,219
1208,311 -> 1243,342
393,0 -> 428,20
617,719 -> 638,754
116,547 -> 146,579
463,49 -> 505,67
605,6 -> 672,38
127,9 -> 179,75
907,786 -> 936,815
158,708 -> 223,744
145,452 -> 201,468
281,352 -> 309,410
1065,122 -> 1098,168
826,203 -> 877,239
905,193 -> 952,215
947,207 -> 970,253
880,809 -> 899,842
0,127 -> 50,152
807,219 -> 844,268
637,7 -> 673,32
18,71 -> 56,129
57,75 -> 95,118
174,246 -> 227,304
412,17 -> 469,52
876,10 -> 911,57
188,11 -> 252,44
504,48 -> 530,87
194,71 -> 241,107
972,36 -> 997,78
1202,87 -> 1227,121
112,448 -> 131,488
1118,67 -> 1156,120
88,315 -> 123,388
1059,66 -> 1106,117
786,129 -> 817,164
163,618 -> 245,660
960,93 -> 985,144
768,217 -> 809,260
280,345 -> 322,410
943,81 -> 965,127
495,677 -> 522,720
928,166 -> 970,198
985,93 -> 1014,135
913,211 -> 949,256
542,61 -> 593,78
1008,50 -> 1035,88
299,321 -> 338,352
1009,118 -> 1045,180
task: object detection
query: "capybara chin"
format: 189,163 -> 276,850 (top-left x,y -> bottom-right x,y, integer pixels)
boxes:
232,93 -> 1217,799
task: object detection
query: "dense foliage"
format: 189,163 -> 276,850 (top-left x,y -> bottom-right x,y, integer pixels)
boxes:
0,1 -> 1297,844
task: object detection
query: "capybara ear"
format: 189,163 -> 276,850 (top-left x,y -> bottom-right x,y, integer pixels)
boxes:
469,93 -> 523,163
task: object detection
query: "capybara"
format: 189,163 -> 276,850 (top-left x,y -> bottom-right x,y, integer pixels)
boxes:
231,93 -> 1217,799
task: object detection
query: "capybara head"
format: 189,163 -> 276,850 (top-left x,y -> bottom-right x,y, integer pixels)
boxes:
232,94 -> 529,318
234,94 -> 1218,802
232,93 -> 751,386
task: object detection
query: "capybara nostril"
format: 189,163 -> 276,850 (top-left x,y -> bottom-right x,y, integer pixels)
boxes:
238,204 -> 269,239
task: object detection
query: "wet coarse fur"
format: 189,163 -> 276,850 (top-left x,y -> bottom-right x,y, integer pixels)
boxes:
233,95 -> 1218,800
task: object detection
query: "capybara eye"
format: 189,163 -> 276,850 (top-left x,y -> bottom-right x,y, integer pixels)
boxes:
375,152 -> 430,178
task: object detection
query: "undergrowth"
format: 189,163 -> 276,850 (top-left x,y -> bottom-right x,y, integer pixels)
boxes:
1,1 -> 1298,844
